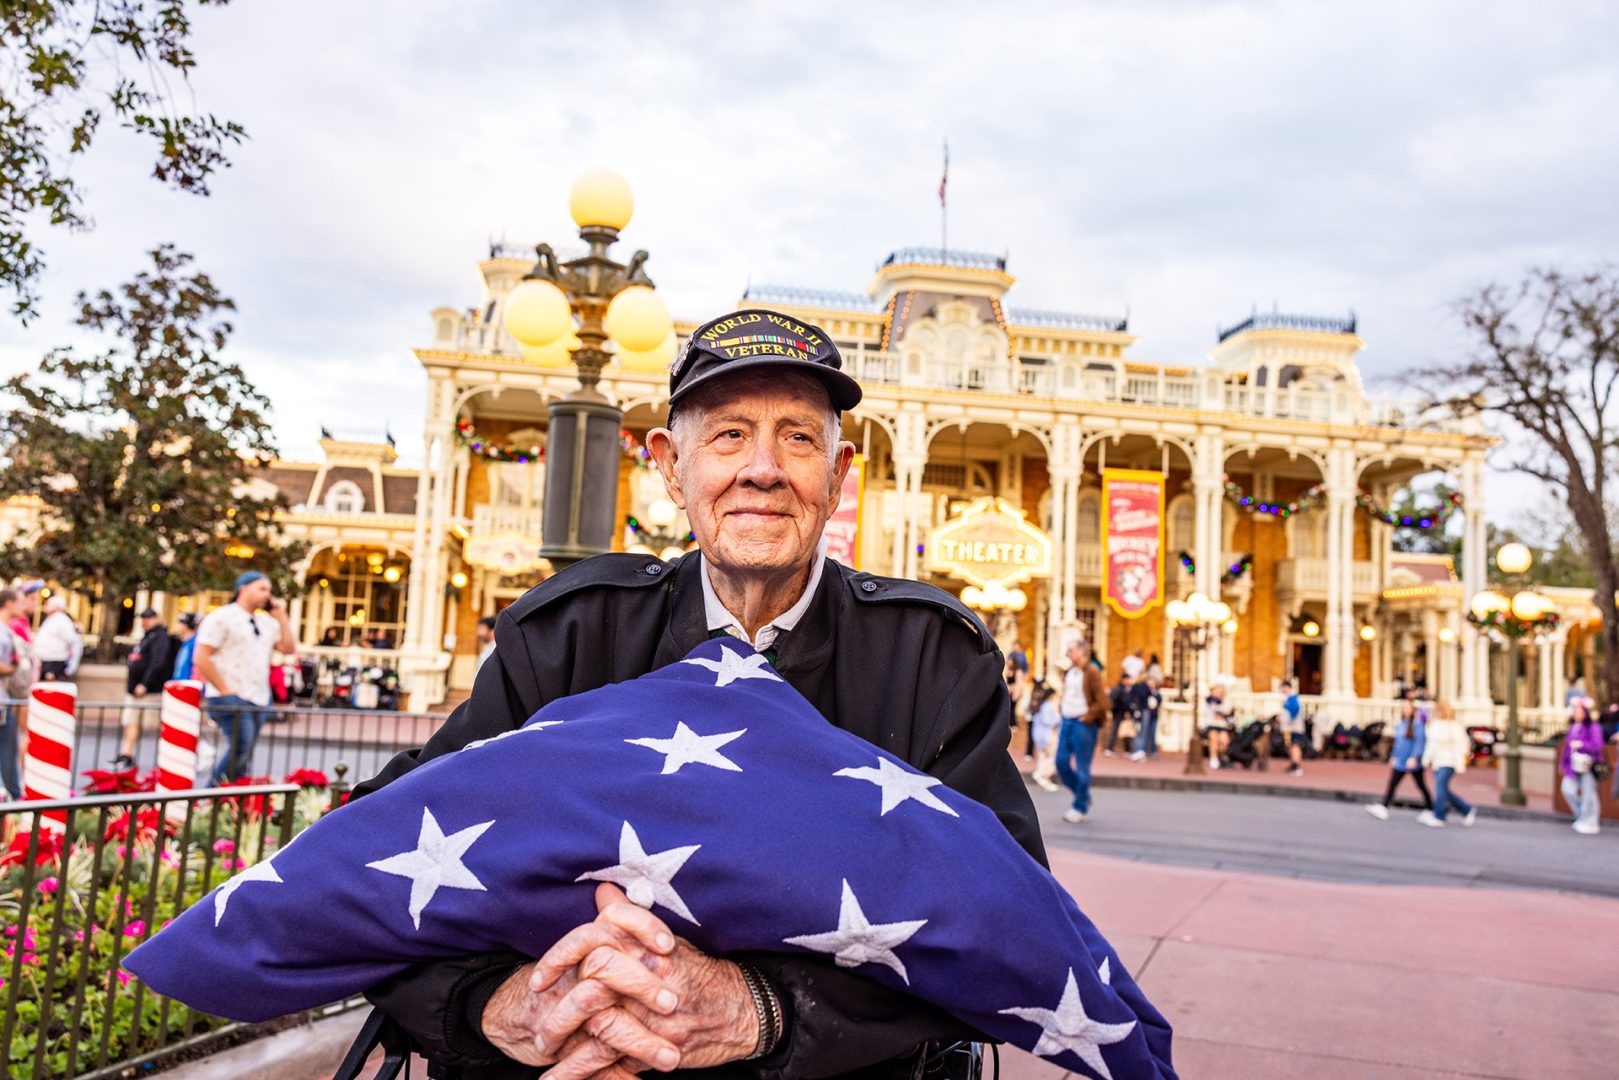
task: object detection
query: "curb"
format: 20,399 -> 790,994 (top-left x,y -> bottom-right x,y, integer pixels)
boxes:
1075,773 -> 1569,823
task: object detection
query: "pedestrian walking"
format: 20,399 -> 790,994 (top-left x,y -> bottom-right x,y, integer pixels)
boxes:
474,615 -> 498,673
33,596 -> 81,681
1131,673 -> 1162,761
193,572 -> 297,784
115,608 -> 174,768
0,587 -> 34,799
6,579 -> 42,647
1366,698 -> 1433,820
1028,680 -> 1061,792
171,613 -> 201,680
1417,702 -> 1476,828
1105,670 -> 1139,756
1054,639 -> 1108,822
1277,679 -> 1306,776
1561,696 -> 1607,836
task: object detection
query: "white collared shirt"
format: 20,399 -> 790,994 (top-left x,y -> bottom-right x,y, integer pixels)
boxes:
700,552 -> 825,652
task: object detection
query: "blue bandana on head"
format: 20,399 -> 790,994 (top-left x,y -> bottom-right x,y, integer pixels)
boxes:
231,571 -> 267,599
124,638 -> 1177,1079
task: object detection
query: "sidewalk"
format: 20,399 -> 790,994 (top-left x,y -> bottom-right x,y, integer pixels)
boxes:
1001,846 -> 1619,1080
1035,747 -> 1538,815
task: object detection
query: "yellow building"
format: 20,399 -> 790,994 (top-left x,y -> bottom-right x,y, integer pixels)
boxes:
5,244 -> 1594,738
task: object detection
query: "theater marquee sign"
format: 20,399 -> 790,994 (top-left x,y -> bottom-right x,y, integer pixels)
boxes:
926,497 -> 1052,588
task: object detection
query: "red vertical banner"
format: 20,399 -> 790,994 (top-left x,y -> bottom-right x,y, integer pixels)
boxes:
823,453 -> 864,569
1102,469 -> 1164,619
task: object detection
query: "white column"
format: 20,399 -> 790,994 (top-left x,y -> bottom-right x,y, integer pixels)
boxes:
1457,452 -> 1489,714
1422,610 -> 1439,695
1046,420 -> 1082,664
1190,430 -> 1225,692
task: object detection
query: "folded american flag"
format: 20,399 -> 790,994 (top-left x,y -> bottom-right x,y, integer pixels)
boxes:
125,638 -> 1175,1079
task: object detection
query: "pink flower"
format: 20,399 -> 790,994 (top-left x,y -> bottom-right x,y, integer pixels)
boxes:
116,969 -> 132,987
124,921 -> 146,938
37,876 -> 59,894
72,930 -> 84,943
21,953 -> 35,964
212,839 -> 235,855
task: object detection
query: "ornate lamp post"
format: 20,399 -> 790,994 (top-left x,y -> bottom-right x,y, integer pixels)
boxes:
503,170 -> 674,567
1167,591 -> 1236,776
625,496 -> 694,563
1468,542 -> 1557,807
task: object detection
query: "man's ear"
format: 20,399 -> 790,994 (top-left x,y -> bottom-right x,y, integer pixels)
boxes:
646,428 -> 686,509
826,441 -> 855,509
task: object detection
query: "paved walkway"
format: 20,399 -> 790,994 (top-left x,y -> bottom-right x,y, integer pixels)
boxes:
1001,847 -> 1619,1080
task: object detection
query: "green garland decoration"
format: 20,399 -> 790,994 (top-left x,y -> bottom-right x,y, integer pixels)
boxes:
1178,550 -> 1253,586
455,418 -> 656,469
1222,476 -> 1325,518
1355,486 -> 1463,531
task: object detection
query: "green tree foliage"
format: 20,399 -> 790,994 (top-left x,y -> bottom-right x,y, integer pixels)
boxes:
0,245 -> 304,615
0,1 -> 244,321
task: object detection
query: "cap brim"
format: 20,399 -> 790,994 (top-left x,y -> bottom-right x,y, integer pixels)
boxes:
668,357 -> 862,412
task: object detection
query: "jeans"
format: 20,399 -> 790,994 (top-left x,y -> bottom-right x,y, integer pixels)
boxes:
1140,712 -> 1159,756
208,695 -> 268,785
1432,766 -> 1473,821
0,704 -> 20,799
1054,718 -> 1098,814
1562,771 -> 1601,832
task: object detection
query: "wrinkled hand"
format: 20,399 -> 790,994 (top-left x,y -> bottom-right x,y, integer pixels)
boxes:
482,884 -> 758,1079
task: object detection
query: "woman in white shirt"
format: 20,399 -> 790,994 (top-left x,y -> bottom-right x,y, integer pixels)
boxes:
1418,702 -> 1476,828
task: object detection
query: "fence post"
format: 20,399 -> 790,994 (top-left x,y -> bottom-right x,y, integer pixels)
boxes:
25,681 -> 77,834
158,679 -> 205,823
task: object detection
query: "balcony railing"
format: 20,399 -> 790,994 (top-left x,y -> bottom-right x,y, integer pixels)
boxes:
1274,558 -> 1379,600
464,504 -> 546,574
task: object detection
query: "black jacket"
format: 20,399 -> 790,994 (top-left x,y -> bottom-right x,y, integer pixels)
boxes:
354,552 -> 1045,1080
126,625 -> 173,694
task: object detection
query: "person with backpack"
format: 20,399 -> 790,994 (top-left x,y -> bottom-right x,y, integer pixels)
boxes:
1365,697 -> 1433,820
1105,670 -> 1140,756
1562,696 -> 1608,836
0,587 -> 35,798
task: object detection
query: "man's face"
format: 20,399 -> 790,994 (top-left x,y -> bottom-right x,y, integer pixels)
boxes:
140,615 -> 160,632
476,623 -> 494,644
651,381 -> 852,580
1066,643 -> 1087,667
20,592 -> 37,616
239,578 -> 273,609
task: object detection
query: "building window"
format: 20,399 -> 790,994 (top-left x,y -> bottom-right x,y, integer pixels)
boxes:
1168,496 -> 1195,553
311,553 -> 406,647
325,480 -> 365,515
1076,491 -> 1100,545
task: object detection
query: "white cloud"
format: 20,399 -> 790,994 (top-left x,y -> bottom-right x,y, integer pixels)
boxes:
0,0 -> 1614,505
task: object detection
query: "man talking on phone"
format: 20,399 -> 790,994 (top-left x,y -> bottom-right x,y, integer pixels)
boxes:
193,571 -> 296,784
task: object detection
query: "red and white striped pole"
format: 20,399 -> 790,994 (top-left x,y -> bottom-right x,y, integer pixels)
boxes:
24,681 -> 77,835
157,680 -> 204,823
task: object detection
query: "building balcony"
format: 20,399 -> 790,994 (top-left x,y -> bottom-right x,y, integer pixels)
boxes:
463,504 -> 547,575
1275,558 -> 1379,603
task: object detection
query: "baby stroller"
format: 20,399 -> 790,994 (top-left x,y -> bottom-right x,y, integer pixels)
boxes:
1225,718 -> 1270,769
1467,725 -> 1498,766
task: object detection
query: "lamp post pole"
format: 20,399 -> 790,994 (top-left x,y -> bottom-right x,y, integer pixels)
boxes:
1502,636 -> 1525,806
1469,543 -> 1554,809
503,171 -> 674,570
1169,592 -> 1235,778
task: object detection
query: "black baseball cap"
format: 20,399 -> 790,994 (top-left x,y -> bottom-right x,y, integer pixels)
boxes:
670,308 -> 862,412
139,607 -> 160,619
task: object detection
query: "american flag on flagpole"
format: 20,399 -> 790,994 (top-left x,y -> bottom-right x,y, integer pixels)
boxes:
939,139 -> 950,206
126,638 -> 1176,1079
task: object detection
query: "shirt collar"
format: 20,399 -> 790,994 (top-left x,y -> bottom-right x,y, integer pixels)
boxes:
699,551 -> 825,650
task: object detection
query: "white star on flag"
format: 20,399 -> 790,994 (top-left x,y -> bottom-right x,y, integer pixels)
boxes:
834,756 -> 959,817
783,879 -> 928,983
577,821 -> 702,925
998,964 -> 1138,1080
626,722 -> 747,775
366,807 -> 494,930
464,721 -> 563,751
681,646 -> 782,687
213,858 -> 284,927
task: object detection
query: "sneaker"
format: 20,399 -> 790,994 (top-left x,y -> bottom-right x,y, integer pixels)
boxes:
1416,810 -> 1445,828
111,754 -> 135,770
1285,764 -> 1302,776
1461,808 -> 1477,827
1061,809 -> 1087,823
1102,749 -> 1116,758
1129,751 -> 1146,762
1364,803 -> 1390,821
1207,756 -> 1221,770
1035,777 -> 1060,792
1573,821 -> 1600,836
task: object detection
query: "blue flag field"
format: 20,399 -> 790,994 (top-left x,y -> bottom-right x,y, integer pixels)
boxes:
126,638 -> 1176,1079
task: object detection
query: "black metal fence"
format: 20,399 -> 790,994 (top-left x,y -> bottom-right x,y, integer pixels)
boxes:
0,783 -> 362,1079
2,699 -> 443,790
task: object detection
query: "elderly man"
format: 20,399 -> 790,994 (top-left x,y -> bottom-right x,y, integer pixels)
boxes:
356,309 -> 1041,1080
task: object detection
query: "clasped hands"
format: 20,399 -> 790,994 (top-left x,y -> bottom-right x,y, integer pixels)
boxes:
482,883 -> 759,1080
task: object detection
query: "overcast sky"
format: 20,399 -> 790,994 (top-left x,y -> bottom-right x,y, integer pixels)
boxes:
1,0 -> 1614,527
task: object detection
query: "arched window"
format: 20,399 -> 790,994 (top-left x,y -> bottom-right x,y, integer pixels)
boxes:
1168,496 -> 1195,553
324,480 -> 364,515
1076,490 -> 1101,545
1290,513 -> 1324,559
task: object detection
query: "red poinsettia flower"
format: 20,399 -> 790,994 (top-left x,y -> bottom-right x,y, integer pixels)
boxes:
281,768 -> 329,789
103,806 -> 175,845
0,828 -> 64,868
80,767 -> 143,795
219,776 -> 276,818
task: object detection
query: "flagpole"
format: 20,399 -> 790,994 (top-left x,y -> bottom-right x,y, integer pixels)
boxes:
939,139 -> 949,256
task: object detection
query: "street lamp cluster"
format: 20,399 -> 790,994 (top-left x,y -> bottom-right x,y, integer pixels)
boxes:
1167,591 -> 1238,775
502,170 -> 675,566
961,582 -> 1029,612
1467,541 -> 1557,807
